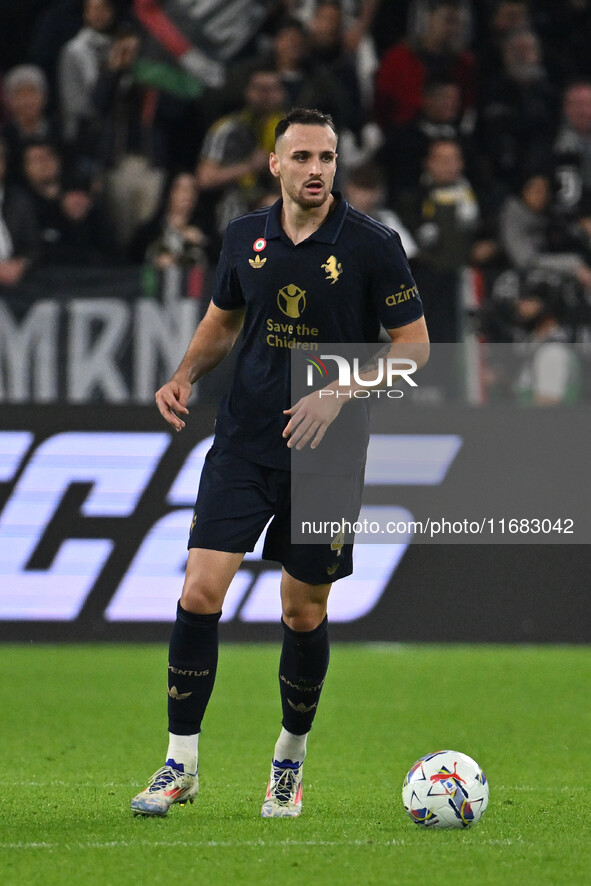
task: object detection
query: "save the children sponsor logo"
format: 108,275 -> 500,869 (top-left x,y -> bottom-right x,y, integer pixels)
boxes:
277,284 -> 307,319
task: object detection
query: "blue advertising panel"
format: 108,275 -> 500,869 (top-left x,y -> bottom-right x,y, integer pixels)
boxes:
1,404 -> 589,642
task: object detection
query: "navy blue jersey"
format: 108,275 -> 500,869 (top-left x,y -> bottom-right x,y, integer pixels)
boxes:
211,194 -> 423,470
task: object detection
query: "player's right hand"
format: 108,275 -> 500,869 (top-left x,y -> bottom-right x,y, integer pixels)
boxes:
155,379 -> 192,432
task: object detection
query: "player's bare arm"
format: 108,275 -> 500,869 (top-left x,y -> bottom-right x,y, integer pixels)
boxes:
385,315 -> 430,369
283,317 -> 430,451
155,303 -> 245,432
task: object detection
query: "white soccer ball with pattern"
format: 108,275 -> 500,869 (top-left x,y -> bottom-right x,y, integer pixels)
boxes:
402,750 -> 489,828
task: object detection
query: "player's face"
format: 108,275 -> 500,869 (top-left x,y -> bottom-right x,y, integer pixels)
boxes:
270,124 -> 338,210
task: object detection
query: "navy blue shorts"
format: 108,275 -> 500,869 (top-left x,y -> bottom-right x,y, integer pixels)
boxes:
188,445 -> 364,585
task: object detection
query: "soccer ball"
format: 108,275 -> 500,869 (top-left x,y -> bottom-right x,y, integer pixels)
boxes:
402,750 -> 489,828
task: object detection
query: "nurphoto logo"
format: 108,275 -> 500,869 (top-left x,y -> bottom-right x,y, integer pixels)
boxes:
305,354 -> 418,399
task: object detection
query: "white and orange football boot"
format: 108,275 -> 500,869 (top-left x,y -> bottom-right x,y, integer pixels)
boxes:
261,759 -> 303,818
131,761 -> 198,817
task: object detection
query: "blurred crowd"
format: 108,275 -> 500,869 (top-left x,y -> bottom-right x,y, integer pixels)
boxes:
2,0 -> 591,345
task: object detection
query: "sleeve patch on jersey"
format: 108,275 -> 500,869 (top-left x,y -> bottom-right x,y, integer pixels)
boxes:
386,283 -> 420,306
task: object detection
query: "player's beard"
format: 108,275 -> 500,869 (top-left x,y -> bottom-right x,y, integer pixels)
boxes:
282,176 -> 332,209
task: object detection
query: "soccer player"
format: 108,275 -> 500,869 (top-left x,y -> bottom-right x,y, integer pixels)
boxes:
131,107 -> 429,818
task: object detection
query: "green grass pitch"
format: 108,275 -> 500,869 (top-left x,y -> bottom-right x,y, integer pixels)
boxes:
1,643 -> 590,886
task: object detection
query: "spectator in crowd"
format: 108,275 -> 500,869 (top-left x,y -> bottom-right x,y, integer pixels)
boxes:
21,130 -> 121,267
249,16 -> 354,134
0,136 -> 41,288
129,171 -> 210,269
397,137 -> 490,340
498,170 -> 591,291
379,76 -> 470,199
0,64 -> 61,184
90,22 -> 168,249
398,138 -> 488,268
552,81 -> 591,221
195,66 -> 286,237
513,270 -> 581,404
561,194 -> 591,271
51,169 -> 119,265
476,27 -> 559,193
129,170 -> 212,304
57,0 -> 118,154
4,0 -> 591,352
287,0 -> 383,61
474,0 -> 531,80
343,161 -> 418,259
307,0 -> 372,125
342,0 -> 383,55
20,138 -> 64,262
267,17 -> 315,108
374,0 -> 477,130
368,0 -> 412,58
130,0 -> 276,172
23,0 -> 83,113
532,0 -> 591,86
304,2 -> 383,173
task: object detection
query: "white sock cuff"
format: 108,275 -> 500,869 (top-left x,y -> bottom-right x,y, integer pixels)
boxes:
166,731 -> 199,774
274,727 -> 307,765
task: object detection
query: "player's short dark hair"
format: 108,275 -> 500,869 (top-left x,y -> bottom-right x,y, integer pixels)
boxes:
275,108 -> 338,143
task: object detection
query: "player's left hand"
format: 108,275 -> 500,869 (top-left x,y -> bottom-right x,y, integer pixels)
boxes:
282,391 -> 344,450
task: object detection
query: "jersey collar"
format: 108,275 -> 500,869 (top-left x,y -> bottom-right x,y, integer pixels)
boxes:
264,192 -> 348,244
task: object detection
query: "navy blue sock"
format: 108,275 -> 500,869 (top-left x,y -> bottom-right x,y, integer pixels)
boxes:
279,615 -> 330,735
167,601 -> 221,735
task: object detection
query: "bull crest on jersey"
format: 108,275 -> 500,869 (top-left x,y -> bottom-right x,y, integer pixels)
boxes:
322,255 -> 342,284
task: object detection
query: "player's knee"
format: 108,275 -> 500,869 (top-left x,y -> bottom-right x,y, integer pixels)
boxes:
180,579 -> 225,615
282,602 -> 327,633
